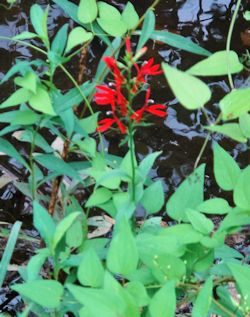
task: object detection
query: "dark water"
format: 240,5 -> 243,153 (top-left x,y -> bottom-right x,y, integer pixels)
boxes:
0,0 -> 249,313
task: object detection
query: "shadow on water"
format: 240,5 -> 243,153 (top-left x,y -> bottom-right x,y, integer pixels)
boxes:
0,0 -> 249,313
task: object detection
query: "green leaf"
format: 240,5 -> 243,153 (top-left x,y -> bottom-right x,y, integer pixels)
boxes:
98,2 -> 121,19
187,51 -> 243,76
149,281 -> 176,317
33,201 -> 55,248
240,113 -> 250,138
244,11 -> 250,21
125,281 -> 149,307
15,72 -> 37,94
97,18 -> 127,37
107,217 -> 139,276
162,63 -> 211,110
86,187 -> 112,207
66,219 -> 84,248
213,142 -> 241,191
220,87 -> 250,120
52,212 -> 81,250
0,221 -> 22,288
121,2 -> 139,30
67,284 -> 123,317
0,137 -> 29,170
0,88 -> 32,109
159,224 -> 202,245
12,280 -> 63,309
228,262 -> 250,307
78,0 -> 98,24
137,10 -> 155,52
196,198 -> 232,215
192,277 -> 213,317
138,151 -> 161,179
166,164 -> 205,222
141,180 -> 164,214
150,30 -> 211,56
77,248 -> 104,288
12,31 -> 37,40
51,23 -> 69,55
78,112 -> 99,134
233,166 -> 250,209
186,209 -> 214,235
65,27 -> 93,53
29,86 -> 56,116
26,249 -> 50,281
205,123 -> 247,143
30,5 -> 49,46
219,208 -> 250,231
35,154 -> 80,180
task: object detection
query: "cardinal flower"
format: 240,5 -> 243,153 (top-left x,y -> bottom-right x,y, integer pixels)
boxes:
131,88 -> 167,123
97,116 -> 126,134
135,58 -> 162,84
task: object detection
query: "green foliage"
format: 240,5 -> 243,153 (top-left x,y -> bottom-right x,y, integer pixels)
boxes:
0,1 -> 249,317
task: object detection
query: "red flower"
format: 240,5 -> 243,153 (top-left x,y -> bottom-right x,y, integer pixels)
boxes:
95,85 -> 116,108
135,58 -> 163,84
103,57 -> 125,86
125,37 -> 132,54
131,88 -> 167,122
97,116 -> 126,134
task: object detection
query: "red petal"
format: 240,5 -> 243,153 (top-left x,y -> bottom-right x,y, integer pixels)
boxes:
146,104 -> 167,117
96,118 -> 115,132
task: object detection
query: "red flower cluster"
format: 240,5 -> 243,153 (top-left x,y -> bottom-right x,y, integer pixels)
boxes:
95,39 -> 167,134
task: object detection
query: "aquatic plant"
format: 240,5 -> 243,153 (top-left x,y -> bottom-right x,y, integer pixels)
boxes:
0,0 -> 249,316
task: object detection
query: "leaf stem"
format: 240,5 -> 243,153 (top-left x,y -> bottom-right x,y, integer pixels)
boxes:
226,0 -> 242,90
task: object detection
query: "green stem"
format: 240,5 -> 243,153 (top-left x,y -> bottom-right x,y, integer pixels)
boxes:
128,123 -> 136,201
29,126 -> 40,200
212,298 -> 237,317
226,0 -> 242,90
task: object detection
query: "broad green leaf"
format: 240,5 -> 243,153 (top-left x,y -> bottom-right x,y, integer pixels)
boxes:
0,221 -> 22,288
13,130 -> 52,152
219,208 -> 250,231
12,31 -> 37,40
78,112 -> 99,134
125,281 -> 149,307
12,280 -> 63,309
196,198 -> 231,215
205,123 -> 247,143
137,10 -> 155,52
220,87 -> 250,120
35,154 -> 80,180
30,5 -> 49,46
29,86 -> 56,116
0,88 -> 31,109
121,2 -> 139,29
97,18 -> 127,37
187,51 -> 243,76
136,233 -> 185,261
233,166 -> 250,209
33,201 -> 55,248
149,281 -> 176,317
51,23 -> 69,55
213,142 -> 241,191
151,30 -> 211,56
0,137 -> 29,170
192,277 -> 213,317
159,224 -> 202,245
65,27 -> 93,53
78,0 -> 98,24
86,187 -> 112,207
166,164 -> 205,222
141,180 -> 164,214
0,110 -> 39,125
52,212 -> 81,250
186,209 -> 214,235
66,219 -> 84,248
77,248 -> 104,287
162,63 -> 211,110
67,284 -> 124,317
98,2 -> 121,19
138,151 -> 161,179
228,262 -> 250,307
15,72 -> 37,94
107,218 -> 138,275
239,113 -> 250,138
26,249 -> 50,281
